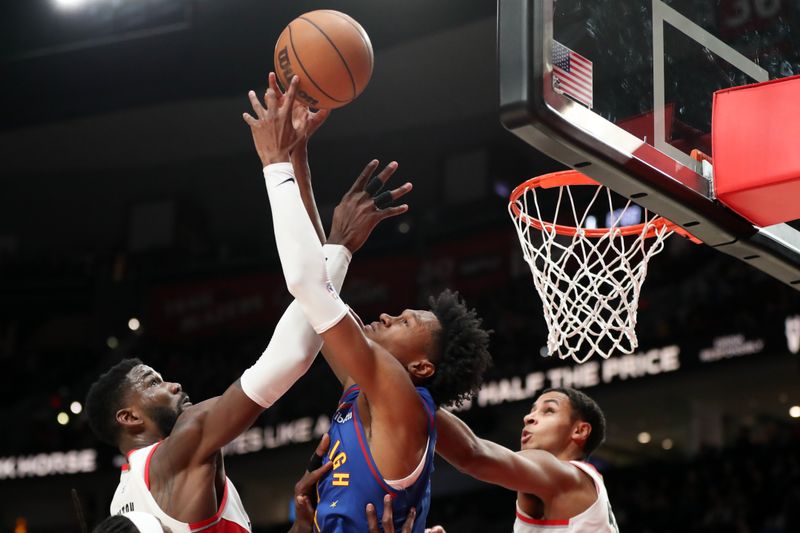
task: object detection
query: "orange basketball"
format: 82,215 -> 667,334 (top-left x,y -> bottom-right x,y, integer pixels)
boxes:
274,10 -> 374,109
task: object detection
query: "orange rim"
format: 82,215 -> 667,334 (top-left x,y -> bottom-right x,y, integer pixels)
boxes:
509,170 -> 697,241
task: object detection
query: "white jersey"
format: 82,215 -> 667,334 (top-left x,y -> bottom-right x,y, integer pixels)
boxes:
513,461 -> 619,533
110,441 -> 251,533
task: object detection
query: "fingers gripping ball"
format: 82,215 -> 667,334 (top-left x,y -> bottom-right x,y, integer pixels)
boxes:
274,10 -> 374,109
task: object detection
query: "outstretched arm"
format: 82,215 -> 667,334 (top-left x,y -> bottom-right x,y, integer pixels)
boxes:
157,80 -> 360,467
171,240 -> 350,465
237,74 -> 343,409
247,75 -> 428,478
320,158 -> 409,386
435,409 -> 582,499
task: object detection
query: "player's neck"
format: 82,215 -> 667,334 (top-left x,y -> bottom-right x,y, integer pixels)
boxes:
119,433 -> 162,456
554,444 -> 584,462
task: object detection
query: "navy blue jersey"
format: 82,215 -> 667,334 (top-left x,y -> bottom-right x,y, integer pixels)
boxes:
315,384 -> 437,532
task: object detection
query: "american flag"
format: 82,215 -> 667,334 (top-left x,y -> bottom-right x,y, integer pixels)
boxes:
552,40 -> 593,109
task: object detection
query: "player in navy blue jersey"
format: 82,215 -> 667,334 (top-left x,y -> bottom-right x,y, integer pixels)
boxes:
290,434 -> 423,533
243,74 -> 491,532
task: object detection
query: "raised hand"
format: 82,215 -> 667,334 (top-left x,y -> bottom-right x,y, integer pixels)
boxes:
243,74 -> 307,166
292,103 -> 330,143
366,494 -> 416,533
266,72 -> 330,143
327,160 -> 413,254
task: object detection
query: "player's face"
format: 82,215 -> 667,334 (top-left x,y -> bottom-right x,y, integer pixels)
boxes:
363,309 -> 439,367
127,364 -> 192,437
520,391 -> 576,453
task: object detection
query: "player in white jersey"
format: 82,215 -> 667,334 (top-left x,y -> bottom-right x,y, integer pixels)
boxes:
435,387 -> 619,532
108,439 -> 250,532
85,75 -> 413,532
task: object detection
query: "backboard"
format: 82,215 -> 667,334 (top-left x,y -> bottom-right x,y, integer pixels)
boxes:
498,0 -> 800,290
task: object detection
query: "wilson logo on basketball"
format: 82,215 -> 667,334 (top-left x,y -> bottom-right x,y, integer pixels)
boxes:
273,10 -> 374,109
276,47 -> 320,107
276,47 -> 295,83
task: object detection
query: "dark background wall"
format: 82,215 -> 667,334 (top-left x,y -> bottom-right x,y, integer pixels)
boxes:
2,1 -> 800,532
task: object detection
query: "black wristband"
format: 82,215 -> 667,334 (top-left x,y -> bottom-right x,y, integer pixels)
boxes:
307,452 -> 324,472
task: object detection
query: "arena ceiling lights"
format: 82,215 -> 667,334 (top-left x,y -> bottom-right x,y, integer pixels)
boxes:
52,0 -> 96,11
51,0 -> 185,13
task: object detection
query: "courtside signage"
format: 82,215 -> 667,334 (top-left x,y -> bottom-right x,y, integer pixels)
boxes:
0,449 -> 96,480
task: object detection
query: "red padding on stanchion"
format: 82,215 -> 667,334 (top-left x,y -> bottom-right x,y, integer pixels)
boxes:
712,74 -> 800,227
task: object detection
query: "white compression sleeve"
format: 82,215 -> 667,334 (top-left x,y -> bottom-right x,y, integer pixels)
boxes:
239,166 -> 353,408
264,162 -> 349,333
239,245 -> 350,408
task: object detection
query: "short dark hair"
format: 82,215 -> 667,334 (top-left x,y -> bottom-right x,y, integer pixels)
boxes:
85,358 -> 142,447
92,515 -> 140,533
425,290 -> 492,408
542,387 -> 606,457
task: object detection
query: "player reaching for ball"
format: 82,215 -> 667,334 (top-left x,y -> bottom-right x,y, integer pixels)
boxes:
83,86 -> 407,532
435,388 -> 619,532
243,74 -> 491,533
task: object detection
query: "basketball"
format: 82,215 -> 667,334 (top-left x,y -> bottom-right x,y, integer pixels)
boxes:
274,10 -> 374,109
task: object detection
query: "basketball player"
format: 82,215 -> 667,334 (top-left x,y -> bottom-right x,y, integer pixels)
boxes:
435,387 -> 619,532
84,92 -> 410,531
243,75 -> 491,532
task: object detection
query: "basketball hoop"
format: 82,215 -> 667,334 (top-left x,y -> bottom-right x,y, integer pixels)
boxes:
509,170 -> 698,363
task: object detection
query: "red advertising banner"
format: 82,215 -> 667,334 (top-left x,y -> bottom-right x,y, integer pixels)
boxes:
148,273 -> 287,341
422,230 -> 516,298
147,229 -> 515,340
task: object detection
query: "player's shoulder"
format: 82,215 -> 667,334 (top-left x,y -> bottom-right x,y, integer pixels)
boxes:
517,448 -> 559,462
518,450 -> 586,484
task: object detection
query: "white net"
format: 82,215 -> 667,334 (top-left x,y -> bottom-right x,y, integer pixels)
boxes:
509,175 -> 674,363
